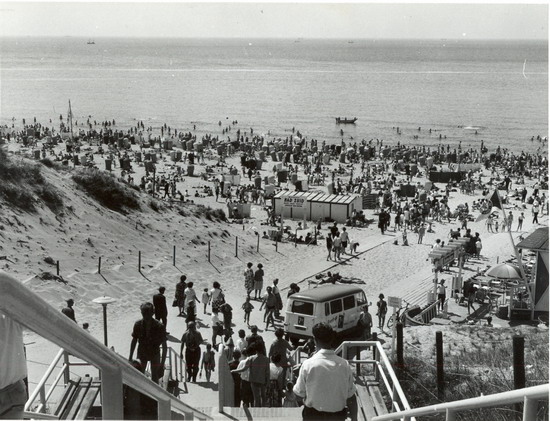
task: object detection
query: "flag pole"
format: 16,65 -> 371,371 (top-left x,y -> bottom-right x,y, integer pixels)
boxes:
495,189 -> 533,314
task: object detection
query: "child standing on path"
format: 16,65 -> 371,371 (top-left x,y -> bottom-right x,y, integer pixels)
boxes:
242,297 -> 254,326
376,294 -> 388,329
200,344 -> 216,383
201,288 -> 210,314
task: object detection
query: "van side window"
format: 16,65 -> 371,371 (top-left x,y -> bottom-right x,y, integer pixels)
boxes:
291,300 -> 314,316
343,295 -> 355,310
355,292 -> 367,306
330,299 -> 343,314
325,303 -> 330,316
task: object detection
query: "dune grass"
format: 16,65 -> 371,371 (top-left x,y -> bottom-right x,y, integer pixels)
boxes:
72,168 -> 140,212
398,329 -> 548,421
0,149 -> 63,212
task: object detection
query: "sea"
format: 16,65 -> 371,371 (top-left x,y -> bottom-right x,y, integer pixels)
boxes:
0,37 -> 548,154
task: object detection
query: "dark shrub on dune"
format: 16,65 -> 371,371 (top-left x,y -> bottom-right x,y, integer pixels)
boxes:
192,205 -> 227,222
0,149 -> 63,213
72,168 -> 140,212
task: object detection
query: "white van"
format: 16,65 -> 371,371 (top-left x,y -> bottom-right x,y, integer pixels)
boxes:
284,285 -> 368,344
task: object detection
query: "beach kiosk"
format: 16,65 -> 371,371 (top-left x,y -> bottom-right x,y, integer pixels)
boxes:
515,227 -> 549,321
272,191 -> 362,223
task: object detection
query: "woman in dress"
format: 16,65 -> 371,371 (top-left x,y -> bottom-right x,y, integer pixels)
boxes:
209,281 -> 225,313
175,275 -> 187,316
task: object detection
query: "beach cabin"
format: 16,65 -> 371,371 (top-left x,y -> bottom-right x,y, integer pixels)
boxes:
516,227 -> 549,321
272,191 -> 361,223
273,191 -> 317,220
309,194 -> 362,223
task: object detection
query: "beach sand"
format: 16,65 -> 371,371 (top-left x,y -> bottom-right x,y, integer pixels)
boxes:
1,124 -> 547,412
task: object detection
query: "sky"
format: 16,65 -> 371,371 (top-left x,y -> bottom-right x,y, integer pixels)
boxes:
0,2 -> 548,40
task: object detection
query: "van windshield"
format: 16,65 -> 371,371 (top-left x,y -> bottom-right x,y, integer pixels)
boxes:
291,300 -> 314,316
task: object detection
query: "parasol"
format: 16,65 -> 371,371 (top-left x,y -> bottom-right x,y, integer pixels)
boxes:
486,263 -> 522,279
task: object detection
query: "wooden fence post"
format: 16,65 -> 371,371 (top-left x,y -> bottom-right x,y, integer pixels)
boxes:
138,251 -> 141,273
436,331 -> 444,400
173,245 -> 176,266
208,241 -> 211,262
513,335 -> 525,417
235,237 -> 238,258
396,322 -> 404,376
98,257 -> 101,274
56,260 -> 60,276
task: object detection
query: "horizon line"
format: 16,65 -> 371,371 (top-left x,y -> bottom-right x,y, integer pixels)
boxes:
1,35 -> 547,42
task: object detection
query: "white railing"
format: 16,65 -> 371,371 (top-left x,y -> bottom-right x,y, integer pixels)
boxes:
0,272 -> 212,420
25,348 -> 69,414
371,384 -> 549,421
335,340 -> 415,420
413,297 -> 449,324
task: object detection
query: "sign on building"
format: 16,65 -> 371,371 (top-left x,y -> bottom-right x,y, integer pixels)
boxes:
282,196 -> 307,209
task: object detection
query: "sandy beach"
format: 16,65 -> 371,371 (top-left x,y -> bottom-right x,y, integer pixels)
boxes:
0,116 -> 548,414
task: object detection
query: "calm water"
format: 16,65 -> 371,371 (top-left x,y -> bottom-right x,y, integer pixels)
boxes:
0,37 -> 547,153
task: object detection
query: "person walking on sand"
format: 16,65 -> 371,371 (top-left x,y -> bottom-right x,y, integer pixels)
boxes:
532,199 -> 540,224
333,233 -> 342,261
418,224 -> 426,244
260,287 -> 277,331
486,214 -> 494,232
184,282 -> 201,309
242,297 -> 254,326
153,287 -> 168,330
200,343 -> 216,383
61,299 -> 77,323
272,279 -> 283,319
254,264 -> 264,300
507,211 -> 514,231
340,227 -> 349,255
244,262 -> 255,298
376,294 -> 387,330
517,212 -> 524,231
129,302 -> 167,384
326,232 -> 333,261
201,288 -> 210,314
180,321 -> 204,383
175,275 -> 187,317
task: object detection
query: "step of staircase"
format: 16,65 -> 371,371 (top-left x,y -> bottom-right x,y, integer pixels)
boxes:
196,406 -> 303,420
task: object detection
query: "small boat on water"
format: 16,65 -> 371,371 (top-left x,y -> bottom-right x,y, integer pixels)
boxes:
335,117 -> 357,124
87,39 -> 95,45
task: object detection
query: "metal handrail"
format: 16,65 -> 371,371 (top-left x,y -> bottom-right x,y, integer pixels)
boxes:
335,340 -> 414,420
25,348 -> 65,412
372,384 -> 549,421
0,272 -> 212,420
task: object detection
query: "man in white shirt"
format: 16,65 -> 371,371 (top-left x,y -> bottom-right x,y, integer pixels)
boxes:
0,311 -> 28,419
293,323 -> 357,421
184,282 -> 200,308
